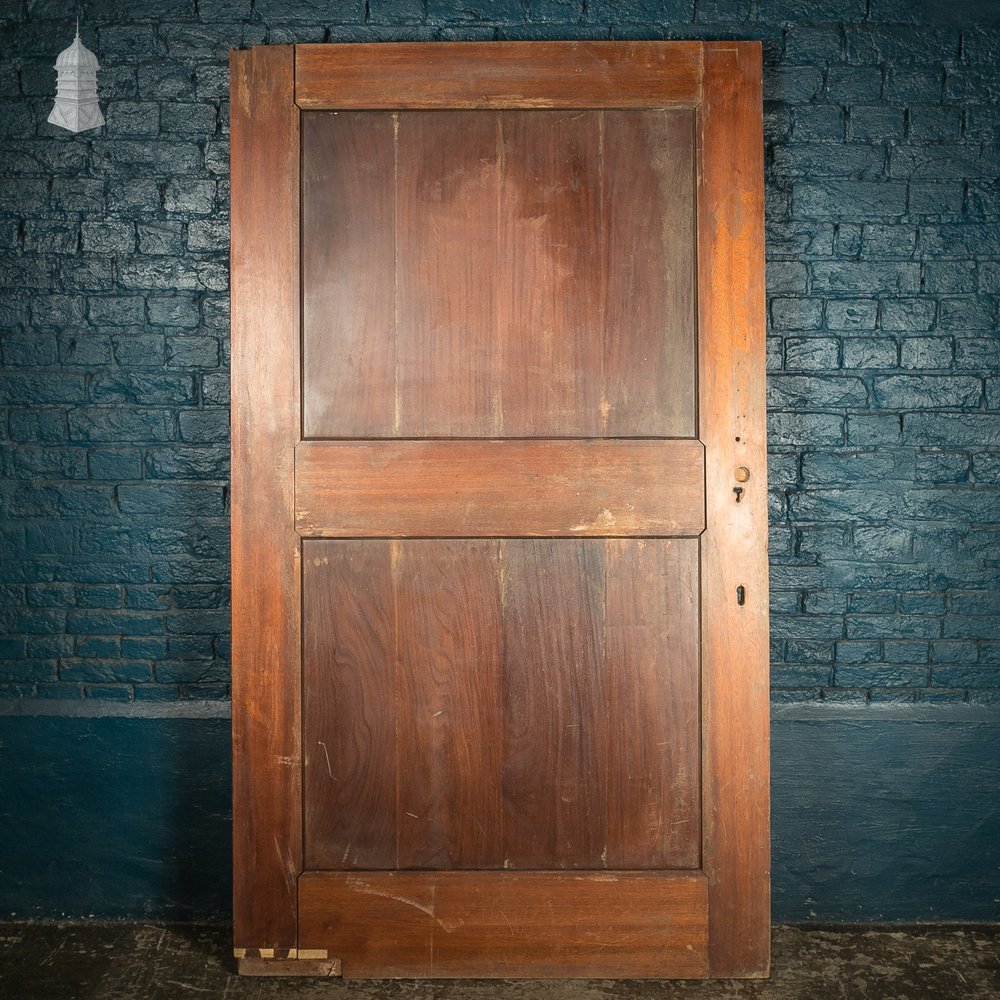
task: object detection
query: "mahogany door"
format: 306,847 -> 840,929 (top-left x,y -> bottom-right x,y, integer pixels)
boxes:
230,42 -> 769,980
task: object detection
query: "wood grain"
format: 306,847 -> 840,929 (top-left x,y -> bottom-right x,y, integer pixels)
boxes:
229,45 -> 301,953
303,108 -> 698,439
295,439 -> 706,538
238,958 -> 341,978
603,538 -> 701,869
395,540 -> 503,868
498,112 -> 603,436
501,539 -> 606,869
235,39 -> 770,980
303,537 -> 703,876
395,112 -> 501,436
302,112 -> 396,438
697,41 -> 771,978
302,541 -> 397,870
295,41 -> 703,110
304,540 -> 504,871
298,870 -> 709,979
602,111 -> 697,437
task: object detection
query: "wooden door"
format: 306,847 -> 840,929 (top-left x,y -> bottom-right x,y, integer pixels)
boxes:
231,42 -> 769,980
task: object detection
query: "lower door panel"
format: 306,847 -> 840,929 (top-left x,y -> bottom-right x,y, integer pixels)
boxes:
302,538 -> 702,873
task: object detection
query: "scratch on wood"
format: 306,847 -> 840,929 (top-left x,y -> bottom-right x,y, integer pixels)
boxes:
273,834 -> 296,887
317,741 -> 333,779
344,878 -> 460,932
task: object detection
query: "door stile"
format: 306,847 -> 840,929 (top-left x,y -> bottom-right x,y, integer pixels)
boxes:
230,45 -> 304,957
696,41 -> 770,978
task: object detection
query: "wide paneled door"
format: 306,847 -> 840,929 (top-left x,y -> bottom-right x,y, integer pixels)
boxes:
231,42 -> 769,979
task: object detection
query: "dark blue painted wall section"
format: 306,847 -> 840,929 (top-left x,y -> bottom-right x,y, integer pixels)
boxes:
1,0 -> 998,709
1,0 -> 999,921
772,707 -> 1000,921
2,707 -> 997,922
0,712 -> 231,920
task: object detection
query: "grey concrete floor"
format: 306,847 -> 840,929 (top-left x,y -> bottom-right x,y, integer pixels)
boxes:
0,923 -> 998,1000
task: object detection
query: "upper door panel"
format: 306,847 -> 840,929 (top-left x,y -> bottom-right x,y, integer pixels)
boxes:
301,109 -> 697,439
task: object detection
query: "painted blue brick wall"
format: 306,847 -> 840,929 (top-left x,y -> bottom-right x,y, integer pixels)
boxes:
0,1 -> 998,707
2,0 -> 1000,925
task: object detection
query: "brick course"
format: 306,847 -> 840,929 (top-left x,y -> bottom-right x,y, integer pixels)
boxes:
0,2 -> 997,706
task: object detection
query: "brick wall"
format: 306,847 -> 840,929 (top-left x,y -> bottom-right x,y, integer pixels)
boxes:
762,6 -> 1000,705
0,1 -> 997,706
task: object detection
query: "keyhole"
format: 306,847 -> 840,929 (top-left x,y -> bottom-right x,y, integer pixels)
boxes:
736,585 -> 746,606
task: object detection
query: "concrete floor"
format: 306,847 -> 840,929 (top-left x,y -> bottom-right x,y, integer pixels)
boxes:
0,923 -> 998,999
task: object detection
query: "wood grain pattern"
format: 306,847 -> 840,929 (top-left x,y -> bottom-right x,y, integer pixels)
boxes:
395,112 -> 500,436
295,41 -> 703,110
304,538 -> 702,875
604,538 -> 701,869
498,112 -> 603,436
298,871 -> 709,979
602,111 -> 696,437
235,39 -> 769,980
303,541 -> 397,870
303,109 -> 697,439
501,539 -> 606,869
229,45 -> 301,953
295,439 -> 706,538
697,42 -> 771,978
238,958 -> 341,978
395,541 -> 503,869
302,113 -> 396,438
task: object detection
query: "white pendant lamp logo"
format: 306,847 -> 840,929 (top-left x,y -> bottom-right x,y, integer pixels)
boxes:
48,20 -> 104,134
